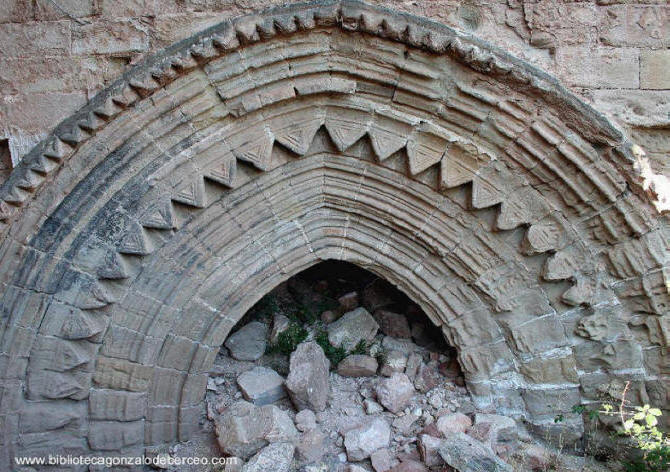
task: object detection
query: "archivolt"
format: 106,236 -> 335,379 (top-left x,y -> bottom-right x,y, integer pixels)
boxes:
0,0 -> 668,464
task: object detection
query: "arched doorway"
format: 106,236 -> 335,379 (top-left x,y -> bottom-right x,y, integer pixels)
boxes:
0,0 -> 666,466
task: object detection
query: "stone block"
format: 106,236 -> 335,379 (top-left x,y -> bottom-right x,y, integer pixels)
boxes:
519,355 -> 579,384
72,20 -> 148,55
89,389 -> 147,421
35,0 -> 96,20
93,356 -> 154,392
522,387 -> 581,417
641,49 -> 670,89
508,316 -> 568,354
88,420 -> 144,451
2,92 -> 87,132
0,21 -> 70,57
0,0 -> 34,23
100,0 -> 156,17
556,46 -> 639,88
600,5 -> 670,48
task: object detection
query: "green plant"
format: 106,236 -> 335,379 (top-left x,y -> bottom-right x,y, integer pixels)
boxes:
287,304 -> 319,325
350,339 -> 369,356
566,381 -> 670,472
255,295 -> 279,320
266,323 -> 308,355
315,329 -> 348,367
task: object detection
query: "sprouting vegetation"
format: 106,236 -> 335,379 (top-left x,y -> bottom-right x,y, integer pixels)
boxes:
266,322 -> 308,355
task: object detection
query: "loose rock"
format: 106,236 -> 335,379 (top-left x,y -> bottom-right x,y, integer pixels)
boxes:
328,307 -> 379,350
269,314 -> 291,345
296,429 -> 327,463
439,432 -> 513,472
338,354 -> 378,377
215,401 -> 297,460
295,409 -> 317,432
436,412 -> 472,436
371,448 -> 398,472
338,291 -> 359,311
344,417 -> 391,461
380,350 -> 408,376
241,442 -> 294,472
237,366 -> 286,406
375,310 -> 411,338
375,373 -> 415,414
285,341 -> 330,412
225,322 -> 268,361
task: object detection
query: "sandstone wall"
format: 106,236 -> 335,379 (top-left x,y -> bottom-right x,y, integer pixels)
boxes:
0,0 -> 668,176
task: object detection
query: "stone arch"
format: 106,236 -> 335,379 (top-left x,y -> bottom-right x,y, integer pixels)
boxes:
0,0 -> 668,465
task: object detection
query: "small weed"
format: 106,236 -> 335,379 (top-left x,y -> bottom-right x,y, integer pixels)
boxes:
267,323 -> 308,355
315,329 -> 348,367
350,339 -> 369,356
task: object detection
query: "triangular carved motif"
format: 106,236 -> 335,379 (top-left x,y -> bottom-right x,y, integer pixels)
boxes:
274,119 -> 323,156
406,132 -> 447,176
140,199 -> 175,229
119,221 -> 152,255
172,177 -> 206,208
204,153 -> 237,187
368,126 -> 407,161
231,128 -> 274,171
324,118 -> 369,152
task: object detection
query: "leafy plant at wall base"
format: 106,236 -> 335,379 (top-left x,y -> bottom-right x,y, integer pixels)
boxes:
266,323 -> 308,355
315,330 -> 348,367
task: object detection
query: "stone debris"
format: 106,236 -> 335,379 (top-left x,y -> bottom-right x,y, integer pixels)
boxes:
338,291 -> 360,311
285,341 -> 330,412
225,321 -> 268,361
328,307 -> 379,350
295,409 -> 317,432
344,417 -> 391,461
270,314 -> 291,345
375,373 -> 415,414
237,366 -> 286,405
214,401 -> 298,460
436,412 -> 472,436
438,432 -> 514,472
338,354 -> 379,377
204,268 -> 607,472
375,310 -> 411,339
241,442 -> 295,472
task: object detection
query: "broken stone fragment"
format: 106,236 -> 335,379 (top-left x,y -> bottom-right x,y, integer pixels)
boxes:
375,373 -> 415,414
269,314 -> 291,344
380,350 -> 408,377
468,413 -> 518,456
236,366 -> 286,405
438,432 -> 513,472
389,460 -> 428,472
214,401 -> 298,460
375,310 -> 411,338
338,291 -> 359,311
371,448 -> 398,472
241,442 -> 294,472
295,428 -> 327,463
285,341 -> 330,412
295,409 -> 317,432
435,412 -> 472,436
328,307 -> 379,350
344,417 -> 391,461
338,354 -> 378,377
225,321 -> 268,361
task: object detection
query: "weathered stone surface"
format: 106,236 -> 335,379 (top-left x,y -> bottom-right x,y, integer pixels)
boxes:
371,448 -> 398,472
436,413 -> 472,436
237,366 -> 286,405
641,49 -> 670,90
375,373 -> 415,414
285,342 -> 330,412
418,434 -> 444,467
389,460 -> 427,472
328,307 -> 379,350
296,429 -> 327,463
380,350 -> 407,377
295,409 -> 317,432
375,310 -> 411,338
242,442 -> 294,472
468,414 -> 518,454
338,354 -> 378,377
344,417 -> 391,461
0,0 -> 666,463
270,314 -> 291,345
214,401 -> 298,460
438,432 -> 513,472
225,322 -> 268,361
